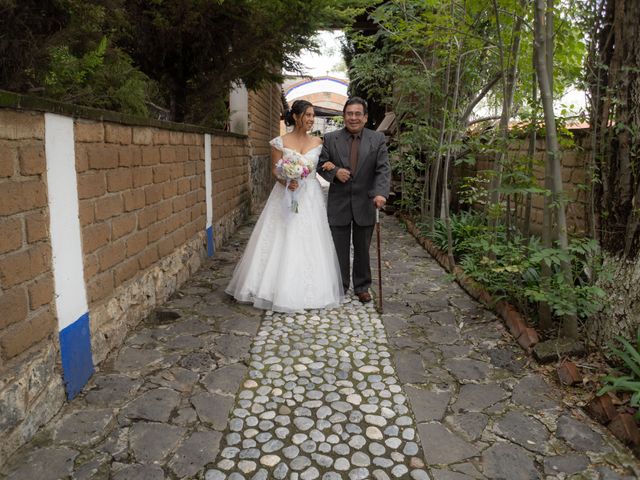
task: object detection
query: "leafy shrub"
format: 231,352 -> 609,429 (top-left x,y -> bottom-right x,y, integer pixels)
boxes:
419,211 -> 486,258
420,210 -> 606,321
393,152 -> 426,212
523,238 -> 607,318
44,37 -> 156,116
599,330 -> 640,419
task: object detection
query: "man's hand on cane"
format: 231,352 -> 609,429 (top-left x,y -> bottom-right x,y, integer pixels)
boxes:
373,195 -> 386,209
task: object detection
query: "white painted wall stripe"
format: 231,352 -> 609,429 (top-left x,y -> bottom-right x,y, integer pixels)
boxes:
45,113 -> 89,330
45,113 -> 94,399
205,133 -> 213,229
204,133 -> 215,256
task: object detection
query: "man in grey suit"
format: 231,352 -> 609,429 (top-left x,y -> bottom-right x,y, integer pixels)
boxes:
318,97 -> 391,303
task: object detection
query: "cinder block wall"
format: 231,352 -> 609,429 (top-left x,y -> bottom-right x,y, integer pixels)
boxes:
75,123 -> 205,307
72,120 -> 218,367
0,85 -> 280,467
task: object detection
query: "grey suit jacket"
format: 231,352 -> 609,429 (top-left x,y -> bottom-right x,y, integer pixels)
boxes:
318,127 -> 391,227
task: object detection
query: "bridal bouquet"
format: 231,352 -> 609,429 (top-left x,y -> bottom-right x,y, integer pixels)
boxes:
276,150 -> 315,214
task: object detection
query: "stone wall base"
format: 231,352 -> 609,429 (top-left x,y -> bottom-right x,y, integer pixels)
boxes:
214,204 -> 250,248
0,343 -> 65,467
91,232 -> 207,364
0,232 -> 207,468
249,154 -> 274,213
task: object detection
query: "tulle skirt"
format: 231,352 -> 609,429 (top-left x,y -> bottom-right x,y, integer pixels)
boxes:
225,176 -> 343,312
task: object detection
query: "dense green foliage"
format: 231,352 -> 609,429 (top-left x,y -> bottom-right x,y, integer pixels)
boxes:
346,0 -> 587,214
1,0 -> 157,116
44,37 -> 154,115
586,0 -> 640,257
345,0 -> 603,338
599,331 -> 640,419
421,212 -> 606,322
0,0 -> 368,124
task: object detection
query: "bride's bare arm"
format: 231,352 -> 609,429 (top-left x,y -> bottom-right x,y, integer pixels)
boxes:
271,146 -> 286,186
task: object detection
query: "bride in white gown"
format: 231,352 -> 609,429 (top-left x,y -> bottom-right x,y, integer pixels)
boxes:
225,100 -> 344,312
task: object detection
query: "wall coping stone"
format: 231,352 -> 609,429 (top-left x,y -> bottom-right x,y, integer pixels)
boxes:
0,89 -> 247,139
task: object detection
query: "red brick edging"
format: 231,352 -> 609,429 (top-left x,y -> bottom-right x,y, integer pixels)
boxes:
398,212 -> 640,449
397,212 -> 540,351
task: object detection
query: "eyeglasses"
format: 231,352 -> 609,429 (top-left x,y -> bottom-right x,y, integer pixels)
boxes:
345,111 -> 365,118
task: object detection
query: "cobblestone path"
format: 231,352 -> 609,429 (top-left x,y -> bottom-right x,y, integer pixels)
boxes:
204,301 -> 427,480
2,214 -> 640,480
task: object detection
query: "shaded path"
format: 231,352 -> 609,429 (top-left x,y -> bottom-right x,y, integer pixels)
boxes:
2,214 -> 639,480
376,214 -> 640,480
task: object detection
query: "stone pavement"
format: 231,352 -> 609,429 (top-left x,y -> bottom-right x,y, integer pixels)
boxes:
2,214 -> 640,480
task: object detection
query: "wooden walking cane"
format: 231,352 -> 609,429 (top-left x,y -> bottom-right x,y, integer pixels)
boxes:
375,208 -> 383,313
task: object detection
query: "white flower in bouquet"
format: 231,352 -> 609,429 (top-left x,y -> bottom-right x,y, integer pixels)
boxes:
276,151 -> 313,181
276,150 -> 315,213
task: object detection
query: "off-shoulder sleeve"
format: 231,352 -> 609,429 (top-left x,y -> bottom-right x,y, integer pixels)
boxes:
269,136 -> 284,152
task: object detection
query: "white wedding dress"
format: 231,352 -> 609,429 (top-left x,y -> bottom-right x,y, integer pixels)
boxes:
225,136 -> 344,312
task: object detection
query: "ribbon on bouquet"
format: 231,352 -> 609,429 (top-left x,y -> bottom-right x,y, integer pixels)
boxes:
282,178 -> 305,219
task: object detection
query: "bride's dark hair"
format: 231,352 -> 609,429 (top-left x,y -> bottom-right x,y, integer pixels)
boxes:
284,99 -> 314,127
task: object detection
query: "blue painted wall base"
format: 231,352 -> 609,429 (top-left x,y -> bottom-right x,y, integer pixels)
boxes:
206,226 -> 215,257
59,312 -> 94,400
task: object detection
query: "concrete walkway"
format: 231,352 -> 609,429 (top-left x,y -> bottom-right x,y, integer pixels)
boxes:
2,214 -> 640,480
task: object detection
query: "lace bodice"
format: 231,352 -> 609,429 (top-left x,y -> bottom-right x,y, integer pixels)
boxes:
269,136 -> 322,174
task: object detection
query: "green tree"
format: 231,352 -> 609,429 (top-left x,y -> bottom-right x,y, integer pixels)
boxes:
587,0 -> 640,257
0,0 -> 156,115
347,0 -> 592,338
120,0 -> 368,123
1,0 -> 369,123
0,0 -> 69,91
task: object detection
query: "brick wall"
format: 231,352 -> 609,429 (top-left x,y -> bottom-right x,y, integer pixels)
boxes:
247,84 -> 283,211
75,122 -> 205,307
211,134 -> 250,246
0,111 -> 54,363
0,109 -> 65,468
0,91 -> 274,467
464,129 -> 590,235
